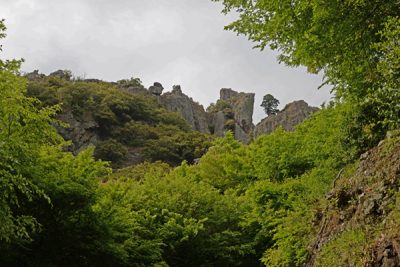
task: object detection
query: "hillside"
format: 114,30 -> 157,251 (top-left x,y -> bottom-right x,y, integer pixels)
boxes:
2,64 -> 399,267
1,1 -> 400,266
307,131 -> 400,266
25,70 -> 213,167
25,70 -> 316,168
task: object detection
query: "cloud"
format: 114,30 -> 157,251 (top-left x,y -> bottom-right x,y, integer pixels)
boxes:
0,0 -> 331,123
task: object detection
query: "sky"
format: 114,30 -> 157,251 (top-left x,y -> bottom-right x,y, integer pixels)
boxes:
0,0 -> 332,123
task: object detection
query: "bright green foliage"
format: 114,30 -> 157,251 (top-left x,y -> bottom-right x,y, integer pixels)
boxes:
2,5 -> 399,265
365,17 -> 400,130
97,161 -> 258,266
0,28 -> 62,242
190,132 -> 254,191
213,0 -> 400,151
315,228 -> 367,267
0,21 -> 130,266
239,103 -> 356,265
0,58 -> 118,265
250,103 -> 355,181
213,0 -> 399,94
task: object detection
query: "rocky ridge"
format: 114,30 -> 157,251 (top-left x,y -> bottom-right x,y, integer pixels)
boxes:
26,70 -> 318,145
159,85 -> 210,134
254,100 -> 319,137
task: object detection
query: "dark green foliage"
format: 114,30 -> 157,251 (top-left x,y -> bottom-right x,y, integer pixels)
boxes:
26,74 -> 212,167
261,94 -> 280,116
142,126 -> 213,165
94,139 -> 128,165
116,77 -> 144,89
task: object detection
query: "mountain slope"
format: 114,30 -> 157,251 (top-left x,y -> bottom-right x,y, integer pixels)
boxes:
307,130 -> 400,266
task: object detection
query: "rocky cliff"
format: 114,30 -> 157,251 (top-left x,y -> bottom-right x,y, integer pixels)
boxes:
158,86 -> 255,142
159,85 -> 210,134
26,70 -> 319,146
306,130 -> 400,266
208,88 -> 255,143
254,100 -> 319,137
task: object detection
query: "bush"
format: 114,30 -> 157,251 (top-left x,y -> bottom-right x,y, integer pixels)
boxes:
94,139 -> 128,165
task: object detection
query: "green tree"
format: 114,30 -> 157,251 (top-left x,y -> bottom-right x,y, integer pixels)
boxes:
213,0 -> 400,150
213,0 -> 399,95
0,20 -> 129,267
0,19 -> 62,242
261,94 -> 280,116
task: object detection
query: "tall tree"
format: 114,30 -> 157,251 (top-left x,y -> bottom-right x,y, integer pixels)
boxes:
261,94 -> 279,116
213,0 -> 400,147
213,0 -> 399,98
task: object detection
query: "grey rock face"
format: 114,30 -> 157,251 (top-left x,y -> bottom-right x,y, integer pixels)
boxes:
49,69 -> 72,80
212,111 -> 226,137
210,88 -> 255,143
234,123 -> 251,143
254,100 -> 319,137
57,110 -> 99,153
230,92 -> 255,133
149,82 -> 164,96
220,88 -> 239,101
160,85 -> 210,133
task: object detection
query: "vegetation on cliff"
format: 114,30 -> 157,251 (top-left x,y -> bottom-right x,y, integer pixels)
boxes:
26,73 -> 213,167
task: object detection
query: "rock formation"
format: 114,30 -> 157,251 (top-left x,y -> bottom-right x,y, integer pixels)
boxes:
209,88 -> 255,143
49,69 -> 72,80
254,100 -> 319,137
26,70 -> 319,144
306,130 -> 400,266
25,70 -> 45,81
56,110 -> 99,153
148,82 -> 164,96
159,85 -> 210,133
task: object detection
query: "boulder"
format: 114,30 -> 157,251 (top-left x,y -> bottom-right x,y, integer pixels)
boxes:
49,69 -> 72,80
149,82 -> 164,95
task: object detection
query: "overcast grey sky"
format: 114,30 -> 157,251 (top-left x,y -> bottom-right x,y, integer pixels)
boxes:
0,0 -> 331,122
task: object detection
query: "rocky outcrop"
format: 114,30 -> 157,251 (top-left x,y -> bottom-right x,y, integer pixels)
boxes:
28,69 -> 320,145
149,82 -> 164,96
49,69 -> 72,80
254,100 -> 318,137
160,85 -> 210,133
212,111 -> 226,137
25,70 -> 46,81
306,130 -> 400,267
57,110 -> 99,153
210,88 -> 255,143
